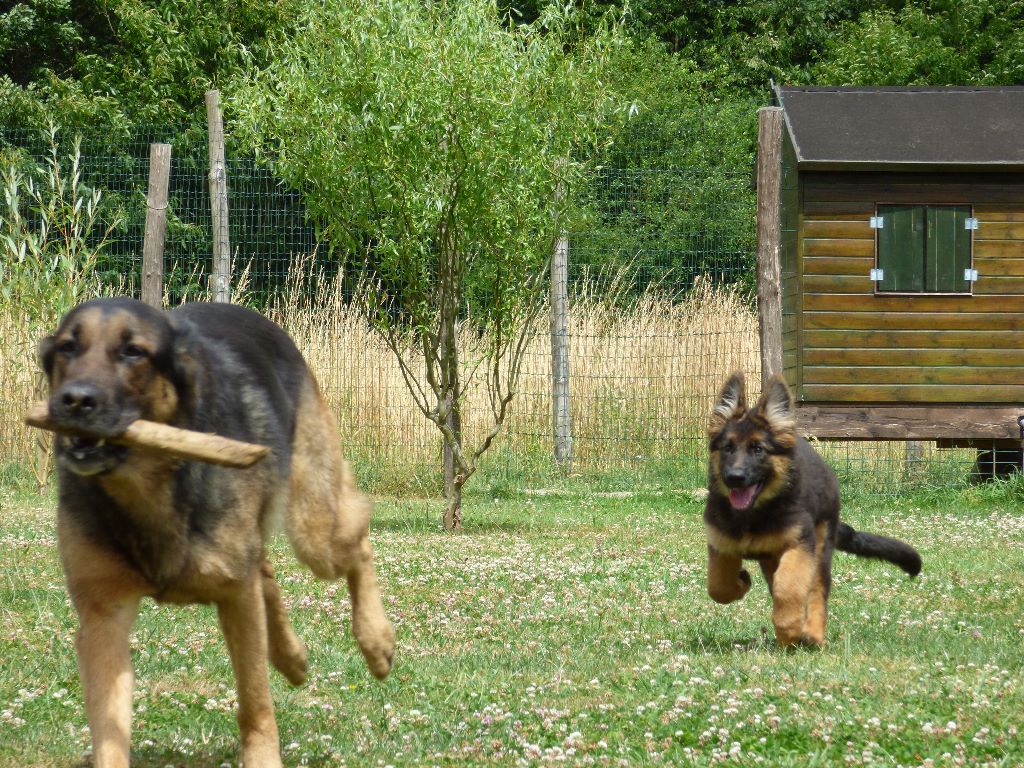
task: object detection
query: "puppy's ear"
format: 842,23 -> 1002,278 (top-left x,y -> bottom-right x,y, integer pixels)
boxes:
752,375 -> 796,444
38,336 -> 57,380
169,316 -> 200,410
708,371 -> 747,437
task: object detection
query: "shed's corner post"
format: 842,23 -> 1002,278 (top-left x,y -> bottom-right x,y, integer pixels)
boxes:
756,106 -> 784,391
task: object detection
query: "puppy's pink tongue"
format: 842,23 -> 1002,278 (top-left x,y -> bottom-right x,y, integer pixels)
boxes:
729,484 -> 759,510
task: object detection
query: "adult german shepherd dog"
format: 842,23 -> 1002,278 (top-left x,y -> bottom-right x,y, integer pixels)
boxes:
704,372 -> 921,648
40,297 -> 395,768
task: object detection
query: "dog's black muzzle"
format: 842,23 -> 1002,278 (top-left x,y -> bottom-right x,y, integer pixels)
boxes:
49,380 -> 138,476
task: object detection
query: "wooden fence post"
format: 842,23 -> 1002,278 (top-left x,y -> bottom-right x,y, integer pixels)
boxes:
206,90 -> 231,303
756,106 -> 784,388
141,143 -> 171,309
551,162 -> 573,465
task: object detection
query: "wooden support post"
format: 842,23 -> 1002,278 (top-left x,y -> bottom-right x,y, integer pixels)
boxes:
550,222 -> 572,465
206,90 -> 231,303
141,143 -> 171,308
756,106 -> 784,388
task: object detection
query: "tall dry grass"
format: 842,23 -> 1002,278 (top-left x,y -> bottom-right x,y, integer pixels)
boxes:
0,303 -> 46,466
266,263 -> 760,475
1,261 -> 758,475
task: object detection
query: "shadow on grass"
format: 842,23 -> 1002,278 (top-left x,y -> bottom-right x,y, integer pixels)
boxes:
679,626 -> 826,656
680,627 -> 773,655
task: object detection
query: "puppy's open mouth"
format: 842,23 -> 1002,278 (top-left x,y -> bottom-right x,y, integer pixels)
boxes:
729,483 -> 762,511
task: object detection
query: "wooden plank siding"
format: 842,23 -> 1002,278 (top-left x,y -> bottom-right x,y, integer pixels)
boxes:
792,172 -> 1024,404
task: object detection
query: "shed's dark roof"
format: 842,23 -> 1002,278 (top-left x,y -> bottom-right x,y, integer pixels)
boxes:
774,86 -> 1024,171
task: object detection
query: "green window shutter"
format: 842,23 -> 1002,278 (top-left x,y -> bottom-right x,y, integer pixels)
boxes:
878,204 -> 925,292
926,205 -> 972,292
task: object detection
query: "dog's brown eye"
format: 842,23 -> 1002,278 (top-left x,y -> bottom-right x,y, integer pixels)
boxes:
57,339 -> 76,355
121,343 -> 147,360
751,444 -> 764,455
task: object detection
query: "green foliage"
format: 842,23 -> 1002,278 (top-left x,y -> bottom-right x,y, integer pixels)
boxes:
578,38 -> 758,293
0,0 -> 301,135
814,0 -> 1024,85
234,0 -> 626,330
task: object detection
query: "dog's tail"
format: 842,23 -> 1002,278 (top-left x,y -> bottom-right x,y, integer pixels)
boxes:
836,522 -> 922,577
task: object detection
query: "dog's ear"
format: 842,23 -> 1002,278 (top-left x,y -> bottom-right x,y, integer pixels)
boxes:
38,335 -> 57,380
168,315 -> 200,410
708,371 -> 747,437
752,375 -> 796,441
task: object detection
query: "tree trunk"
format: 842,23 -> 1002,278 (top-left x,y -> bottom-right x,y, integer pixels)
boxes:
437,199 -> 464,532
441,390 -> 464,532
442,480 -> 463,532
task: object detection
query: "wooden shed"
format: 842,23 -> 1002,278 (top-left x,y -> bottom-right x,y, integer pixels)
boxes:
756,86 -> 1024,449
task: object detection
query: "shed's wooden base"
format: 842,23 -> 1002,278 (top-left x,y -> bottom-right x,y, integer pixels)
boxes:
796,404 -> 1024,442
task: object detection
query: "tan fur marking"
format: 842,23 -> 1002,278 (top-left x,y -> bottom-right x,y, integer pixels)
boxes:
770,545 -> 817,646
706,523 -> 803,559
752,454 -> 793,507
707,451 -> 731,497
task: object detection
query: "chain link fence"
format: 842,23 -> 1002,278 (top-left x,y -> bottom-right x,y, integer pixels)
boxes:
0,124 -> 1002,494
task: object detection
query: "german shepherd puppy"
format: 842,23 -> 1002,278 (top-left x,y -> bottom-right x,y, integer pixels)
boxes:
704,372 -> 921,647
40,297 -> 395,768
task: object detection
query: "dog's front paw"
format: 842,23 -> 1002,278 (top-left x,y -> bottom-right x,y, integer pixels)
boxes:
353,614 -> 395,679
272,640 -> 309,686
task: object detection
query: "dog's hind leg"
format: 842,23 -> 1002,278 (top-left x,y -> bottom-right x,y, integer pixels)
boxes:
260,558 -> 308,685
59,517 -> 147,768
286,380 -> 395,680
217,566 -> 282,768
801,524 -> 834,646
707,546 -> 751,604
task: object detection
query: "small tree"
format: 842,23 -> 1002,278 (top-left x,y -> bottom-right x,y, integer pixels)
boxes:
234,0 -> 624,529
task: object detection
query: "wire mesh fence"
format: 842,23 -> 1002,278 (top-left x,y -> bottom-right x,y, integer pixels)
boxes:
0,124 -> 1008,495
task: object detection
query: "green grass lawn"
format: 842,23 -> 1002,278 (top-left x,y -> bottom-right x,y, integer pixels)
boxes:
1,471 -> 1022,767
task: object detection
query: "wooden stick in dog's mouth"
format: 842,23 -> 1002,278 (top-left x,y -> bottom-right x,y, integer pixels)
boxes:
25,402 -> 269,468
